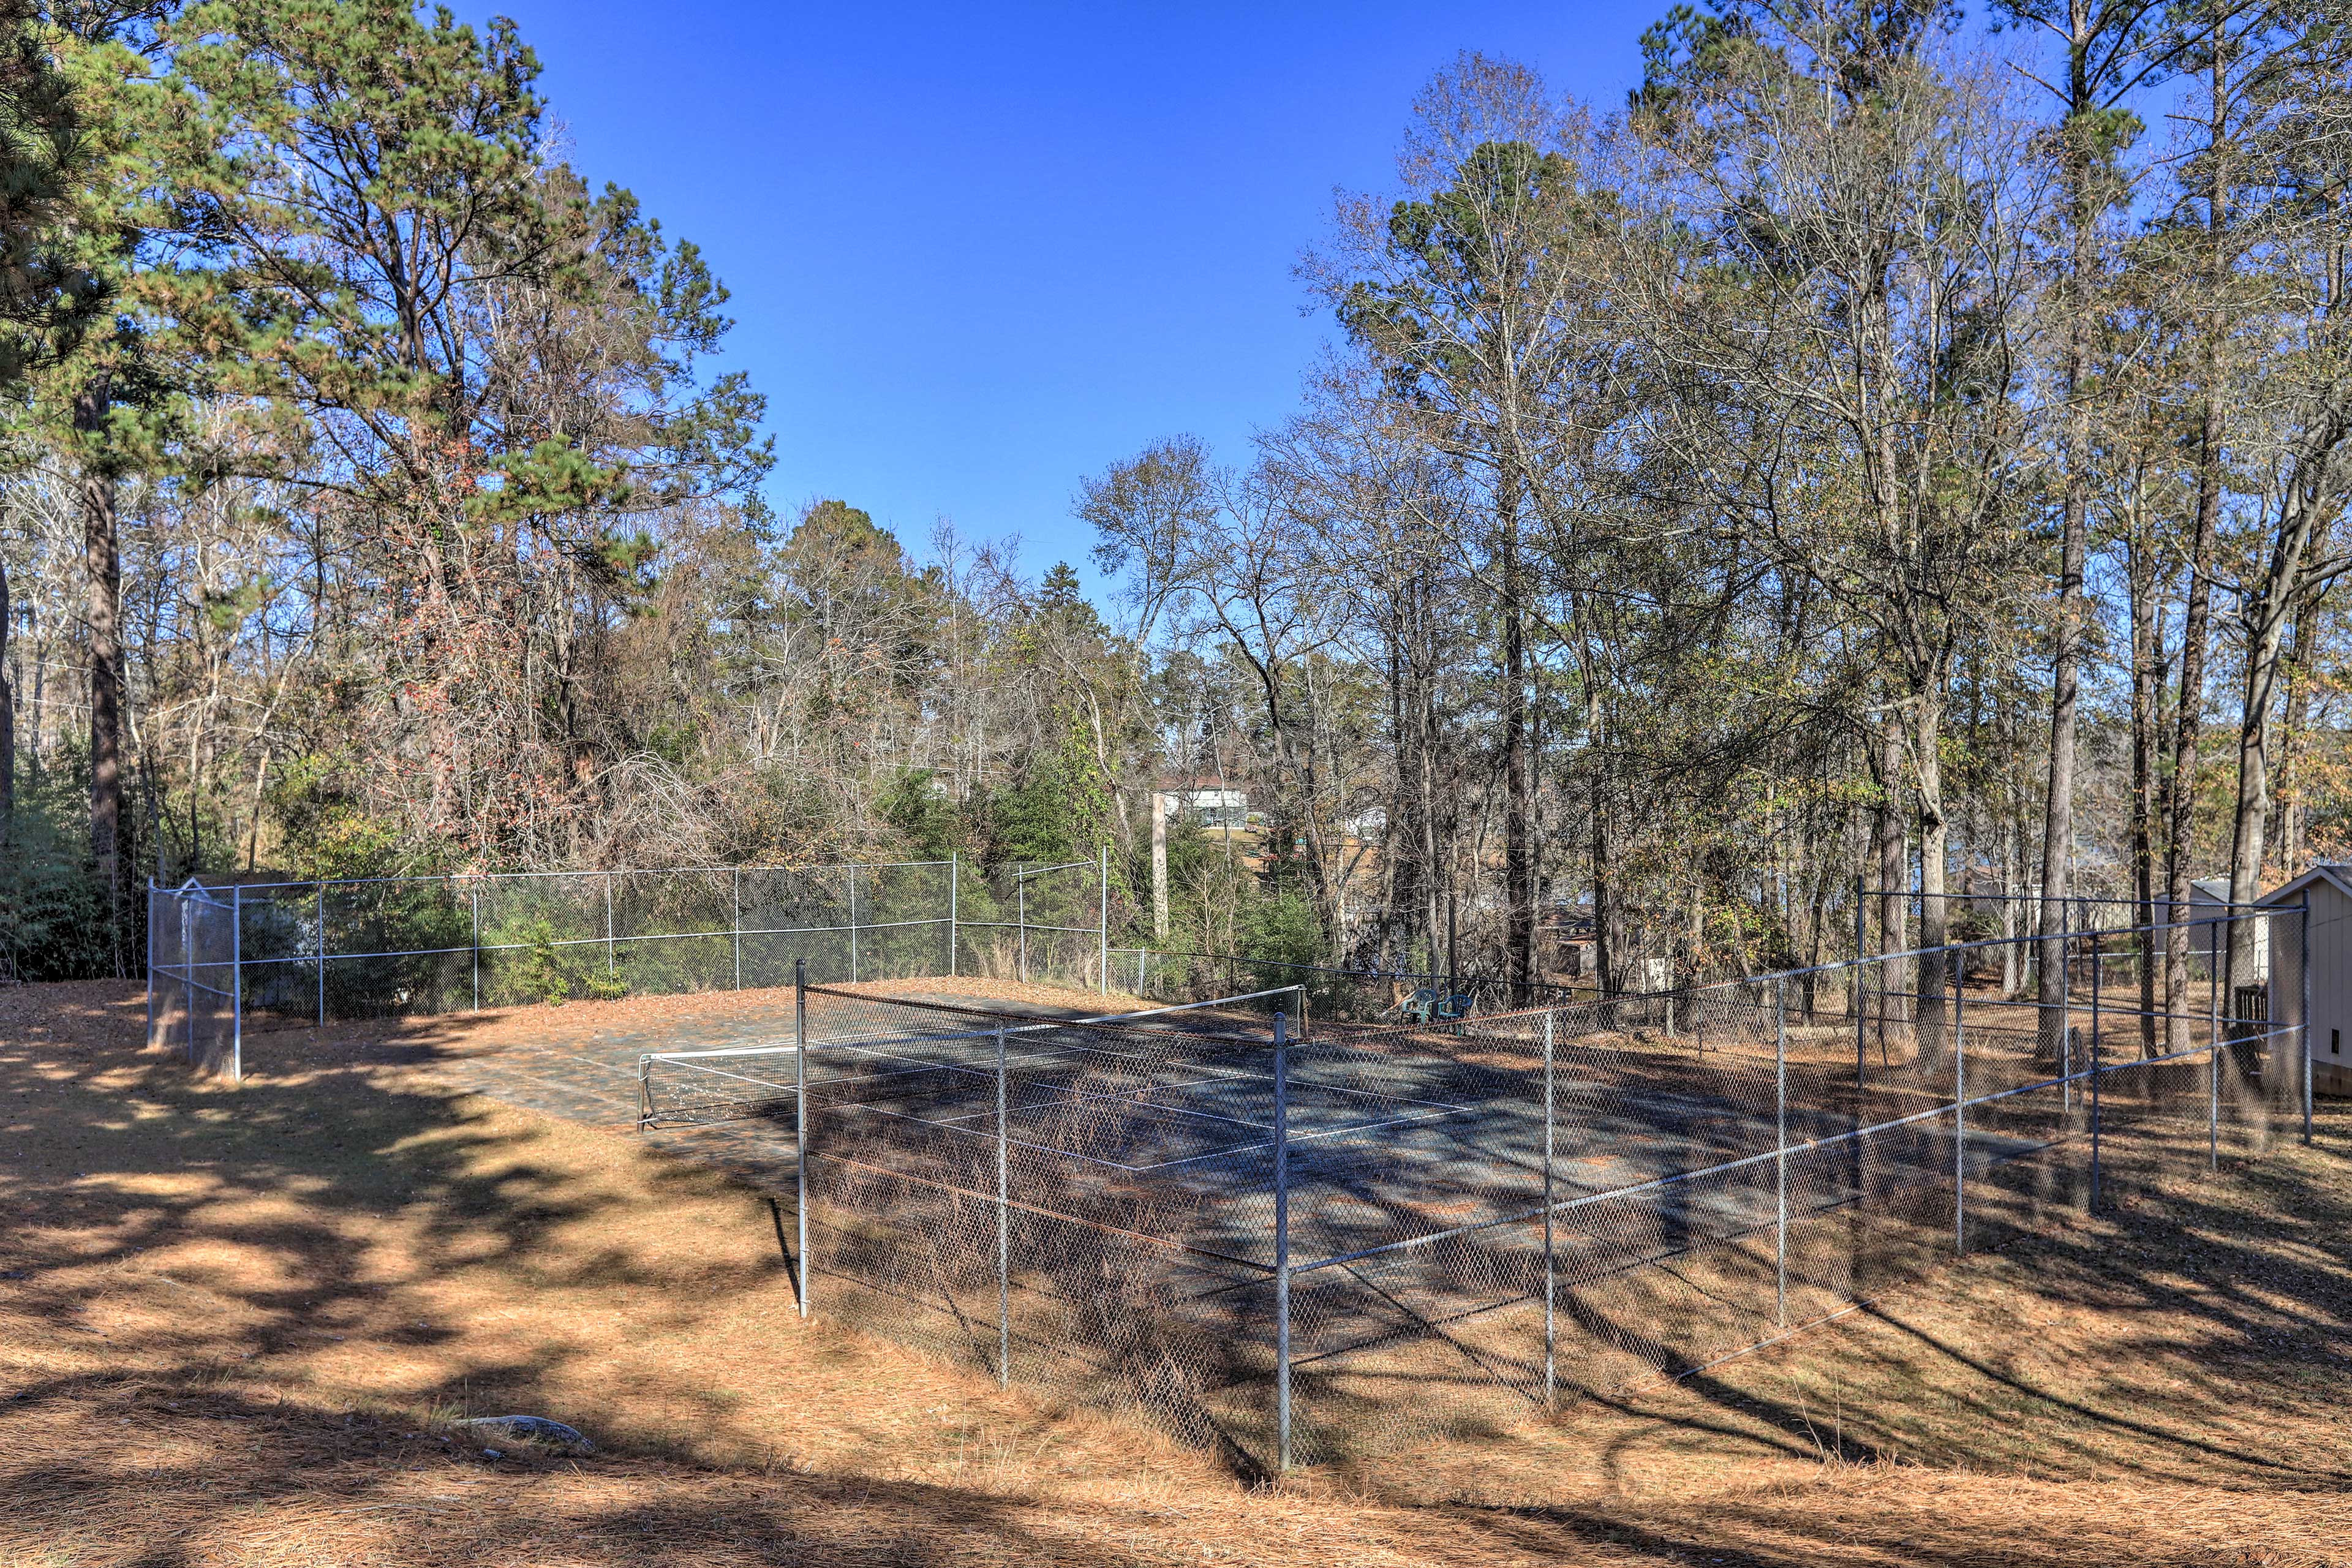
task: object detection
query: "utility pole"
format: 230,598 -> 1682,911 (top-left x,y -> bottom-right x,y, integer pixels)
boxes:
1152,791 -> 1169,941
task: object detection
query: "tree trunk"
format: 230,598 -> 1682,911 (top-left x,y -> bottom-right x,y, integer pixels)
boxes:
2128,533 -> 2161,1057
1872,718 -> 1907,1030
0,556 -> 13,837
1913,695 -> 1950,1070
2165,397 -> 2223,1053
78,381 -> 123,967
2272,608 -> 2312,878
2035,480 -> 2087,1044
1499,466 -> 1535,1006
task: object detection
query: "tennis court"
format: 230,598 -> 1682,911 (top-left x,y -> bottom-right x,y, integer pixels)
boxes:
409,919 -> 2303,1472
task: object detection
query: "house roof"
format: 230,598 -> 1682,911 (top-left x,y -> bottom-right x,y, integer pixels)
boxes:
2257,862 -> 2352,908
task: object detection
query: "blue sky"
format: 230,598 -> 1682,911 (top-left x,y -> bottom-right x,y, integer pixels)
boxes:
475,2 -> 1658,598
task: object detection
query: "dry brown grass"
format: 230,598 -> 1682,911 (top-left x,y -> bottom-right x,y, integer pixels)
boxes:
3,979 -> 2348,1566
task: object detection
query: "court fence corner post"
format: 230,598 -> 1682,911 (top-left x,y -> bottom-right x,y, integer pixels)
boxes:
795,957 -> 810,1319
605,869 -> 616,976
181,894 -> 194,1065
1098,842 -> 1110,996
1953,955 -> 1966,1256
2089,990 -> 2103,1215
2301,893 -> 2313,1146
1853,875 -> 1867,1093
1542,1006 -> 1558,1404
948,853 -> 960,978
316,878 -> 327,1027
2060,902 -> 2073,1116
470,879 -> 481,1012
230,884 -> 244,1083
849,863 -> 859,984
144,879 -> 156,1052
1775,977 -> 1789,1323
1273,1007 -> 1292,1473
996,1020 -> 1010,1389
732,867 -> 743,992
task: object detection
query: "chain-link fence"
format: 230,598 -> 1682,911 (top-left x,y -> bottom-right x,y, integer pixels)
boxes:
639,908 -> 2312,1472
144,856 -> 1114,1080
950,853 -> 1111,990
147,878 -> 240,1076
1106,947 -> 1590,1023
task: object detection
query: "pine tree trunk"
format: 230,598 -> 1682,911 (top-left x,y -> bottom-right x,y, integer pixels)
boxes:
1499,467 -> 1534,1006
0,556 -> 13,838
77,380 -> 123,969
2129,535 -> 2160,1057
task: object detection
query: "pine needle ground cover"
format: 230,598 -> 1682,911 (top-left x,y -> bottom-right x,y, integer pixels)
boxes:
2,979 -> 2348,1567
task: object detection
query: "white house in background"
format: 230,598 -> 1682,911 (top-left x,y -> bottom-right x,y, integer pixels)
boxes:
2258,864 -> 2350,1098
1161,786 -> 1248,831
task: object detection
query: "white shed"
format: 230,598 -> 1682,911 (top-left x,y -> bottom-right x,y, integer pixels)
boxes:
2258,864 -> 2348,1098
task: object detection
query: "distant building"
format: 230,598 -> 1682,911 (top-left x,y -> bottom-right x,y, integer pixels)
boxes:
2258,864 -> 2346,1098
1161,785 -> 1248,831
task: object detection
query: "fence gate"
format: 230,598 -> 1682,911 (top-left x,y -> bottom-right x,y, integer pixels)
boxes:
147,878 -> 241,1079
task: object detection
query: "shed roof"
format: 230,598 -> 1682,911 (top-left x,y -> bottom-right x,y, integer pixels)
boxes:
2257,863 -> 2352,908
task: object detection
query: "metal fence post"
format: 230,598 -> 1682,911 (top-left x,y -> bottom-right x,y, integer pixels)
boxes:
230,886 -> 243,1082
996,1020 -> 1011,1389
1542,1007 -> 1557,1403
733,869 -> 743,991
1953,957 -> 1965,1255
145,881 -> 156,1051
849,864 -> 859,984
1018,871 -> 1028,985
1098,842 -> 1110,995
470,881 -> 481,1011
1776,978 -> 1789,1323
2302,894 -> 2313,1146
795,957 -> 810,1319
2209,1030 -> 2221,1172
2060,903 -> 2073,1114
181,894 -> 194,1064
2098,930 -> 2117,1081
948,853 -> 960,978
1273,1008 -> 1292,1472
2089,1004 -> 2103,1213
1853,875 -> 1867,1091
316,880 -> 326,1027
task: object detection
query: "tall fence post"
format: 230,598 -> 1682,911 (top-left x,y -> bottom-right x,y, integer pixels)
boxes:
948,853 -> 960,978
1098,842 -> 1110,995
2302,894 -> 2313,1146
230,885 -> 244,1082
181,894 -> 194,1064
1853,875 -> 1867,1091
1018,871 -> 1028,985
2089,998 -> 2103,1213
795,957 -> 810,1319
316,880 -> 327,1027
2209,1026 -> 2222,1173
1273,1007 -> 1292,1472
732,869 -> 743,991
470,881 -> 481,1011
2090,935 -> 2101,1072
605,870 -> 616,976
1776,978 -> 1789,1324
1542,1006 -> 1558,1403
996,1019 -> 1010,1389
1953,956 -> 1966,1255
2060,902 -> 2073,1114
848,864 -> 860,984
145,881 -> 156,1050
